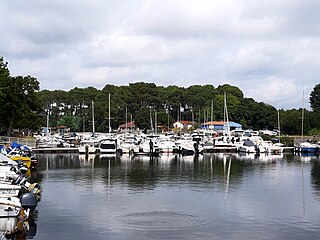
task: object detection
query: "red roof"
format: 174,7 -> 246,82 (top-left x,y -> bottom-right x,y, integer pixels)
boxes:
203,121 -> 226,125
178,121 -> 194,125
119,121 -> 136,128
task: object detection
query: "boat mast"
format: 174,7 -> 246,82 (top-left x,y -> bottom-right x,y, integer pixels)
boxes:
191,108 -> 194,128
277,104 -> 281,143
125,106 -> 128,136
108,93 -> 111,134
301,90 -> 304,142
92,100 -> 95,136
204,109 -> 206,129
211,100 -> 213,125
82,101 -> 85,135
46,108 -> 50,142
155,112 -> 157,135
224,92 -> 230,137
150,108 -> 154,134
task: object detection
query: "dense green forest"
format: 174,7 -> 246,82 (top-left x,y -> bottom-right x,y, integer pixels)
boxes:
1,56 -> 320,136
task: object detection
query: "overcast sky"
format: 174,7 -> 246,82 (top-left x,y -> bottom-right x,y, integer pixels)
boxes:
1,0 -> 319,109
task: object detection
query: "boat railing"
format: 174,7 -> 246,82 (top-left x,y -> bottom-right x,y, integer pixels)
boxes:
0,137 -> 37,148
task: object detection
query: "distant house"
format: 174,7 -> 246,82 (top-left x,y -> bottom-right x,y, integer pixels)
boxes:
118,121 -> 137,132
173,121 -> 194,130
201,121 -> 242,131
156,125 -> 169,133
57,125 -> 69,135
38,125 -> 70,137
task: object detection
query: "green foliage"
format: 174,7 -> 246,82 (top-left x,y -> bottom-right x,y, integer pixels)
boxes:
156,111 -> 175,128
0,63 -> 41,134
36,82 -> 320,135
134,106 -> 153,131
281,109 -> 302,135
3,55 -> 320,136
310,84 -> 320,112
216,84 -> 244,99
308,128 -> 320,136
57,115 -> 81,131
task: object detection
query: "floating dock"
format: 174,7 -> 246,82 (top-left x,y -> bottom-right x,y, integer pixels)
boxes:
32,147 -> 79,154
203,146 -> 238,153
282,147 -> 294,153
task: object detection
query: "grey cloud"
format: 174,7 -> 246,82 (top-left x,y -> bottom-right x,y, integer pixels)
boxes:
1,0 -> 320,109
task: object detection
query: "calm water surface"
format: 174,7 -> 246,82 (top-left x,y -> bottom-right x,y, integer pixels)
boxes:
30,153 -> 320,239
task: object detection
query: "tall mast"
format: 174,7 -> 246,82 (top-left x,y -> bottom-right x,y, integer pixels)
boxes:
108,93 -> 111,134
46,108 -> 50,141
277,104 -> 281,143
224,92 -> 230,137
92,100 -> 95,135
301,90 -> 304,142
211,101 -> 213,124
125,107 -> 128,136
191,108 -> 194,128
155,112 -> 157,135
204,109 -> 206,129
223,94 -> 226,123
150,108 -> 154,133
168,111 -> 170,131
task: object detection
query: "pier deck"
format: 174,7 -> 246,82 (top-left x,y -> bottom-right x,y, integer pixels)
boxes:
32,147 -> 78,154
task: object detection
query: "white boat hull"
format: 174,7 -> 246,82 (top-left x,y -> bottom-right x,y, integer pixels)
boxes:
78,146 -> 97,154
0,197 -> 28,235
0,183 -> 21,198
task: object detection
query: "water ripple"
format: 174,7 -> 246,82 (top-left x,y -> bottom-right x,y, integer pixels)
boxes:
117,211 -> 206,230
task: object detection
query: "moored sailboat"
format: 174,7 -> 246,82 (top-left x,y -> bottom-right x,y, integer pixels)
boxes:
294,91 -> 319,153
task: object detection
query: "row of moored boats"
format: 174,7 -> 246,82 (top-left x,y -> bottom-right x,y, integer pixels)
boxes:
76,131 -> 290,156
0,143 -> 40,238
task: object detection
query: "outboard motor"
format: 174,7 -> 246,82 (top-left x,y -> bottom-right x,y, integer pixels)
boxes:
12,166 -> 28,186
19,166 -> 28,175
20,192 -> 38,214
30,155 -> 39,169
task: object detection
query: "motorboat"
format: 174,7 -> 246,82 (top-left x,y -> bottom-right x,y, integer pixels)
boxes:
117,134 -> 137,154
0,197 -> 27,235
156,138 -> 177,154
175,136 -> 200,155
6,154 -> 31,169
0,184 -> 40,236
208,136 -> 237,153
3,147 -> 32,169
257,140 -> 284,154
99,139 -> 117,154
238,140 -> 258,153
132,138 -> 160,156
294,141 -> 319,153
78,139 -> 99,154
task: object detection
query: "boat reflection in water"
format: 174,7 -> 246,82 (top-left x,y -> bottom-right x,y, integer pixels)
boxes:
295,152 -> 319,162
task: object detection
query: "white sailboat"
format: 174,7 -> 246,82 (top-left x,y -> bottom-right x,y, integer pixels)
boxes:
294,91 -> 318,153
99,94 -> 118,155
78,100 -> 99,154
212,92 -> 237,153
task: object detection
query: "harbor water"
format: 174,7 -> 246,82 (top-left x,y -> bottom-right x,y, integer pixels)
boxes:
31,153 -> 320,239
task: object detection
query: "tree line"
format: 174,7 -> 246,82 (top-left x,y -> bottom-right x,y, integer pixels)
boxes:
1,56 -> 320,136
